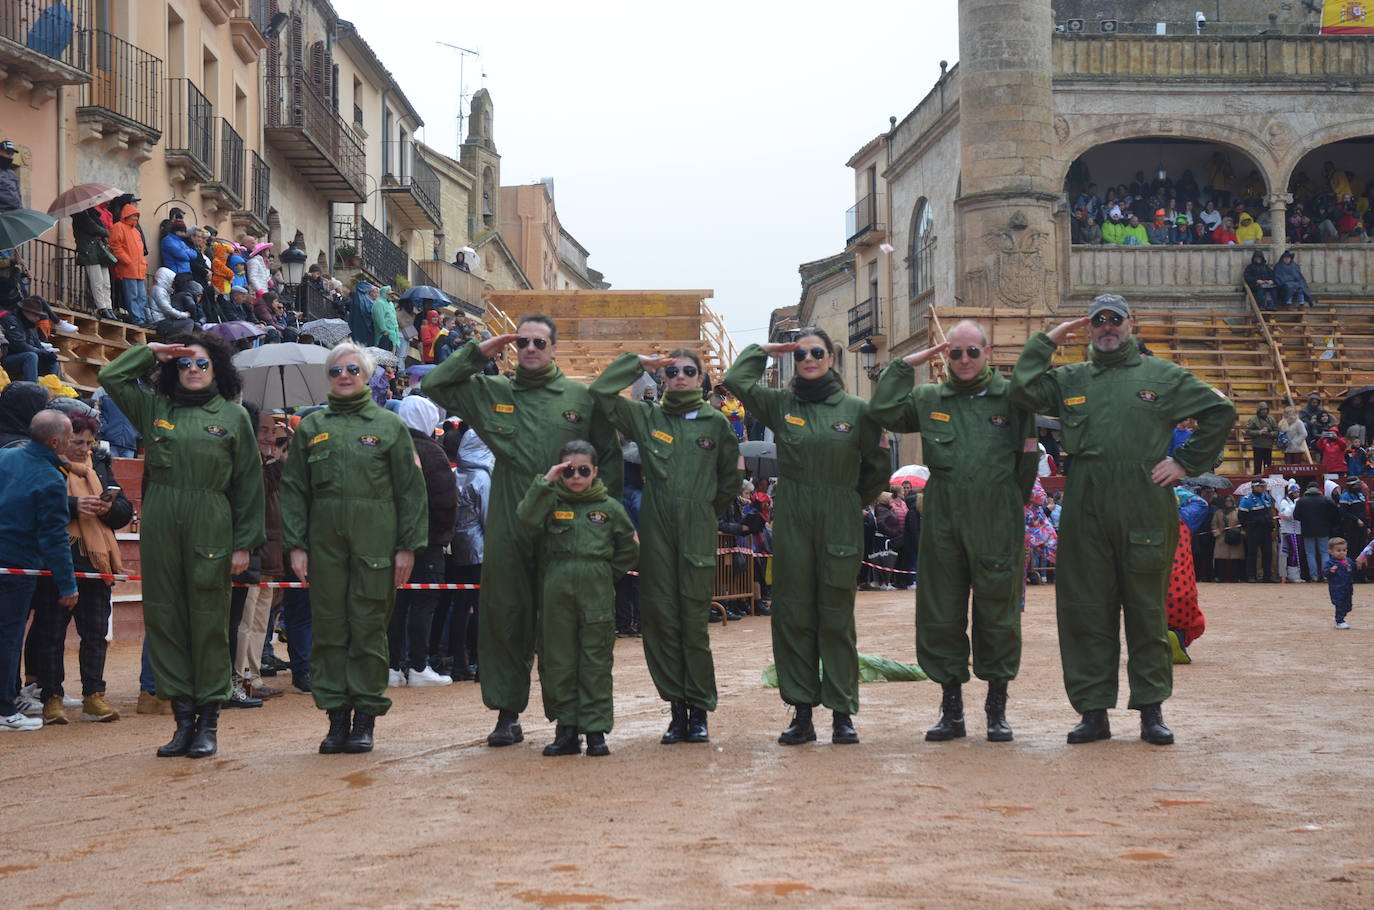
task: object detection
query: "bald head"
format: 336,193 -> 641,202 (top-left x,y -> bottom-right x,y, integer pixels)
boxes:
30,409 -> 73,452
946,320 -> 991,383
948,320 -> 988,347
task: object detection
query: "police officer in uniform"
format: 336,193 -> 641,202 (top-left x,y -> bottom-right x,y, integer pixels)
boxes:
98,336 -> 264,759
1237,478 -> 1278,583
725,328 -> 889,745
422,315 -> 621,747
1010,295 -> 1235,745
280,343 -> 428,753
869,320 -> 1036,742
590,349 -> 741,744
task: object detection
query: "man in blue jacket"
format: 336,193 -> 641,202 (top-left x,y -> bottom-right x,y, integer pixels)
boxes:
0,410 -> 78,732
159,221 -> 195,281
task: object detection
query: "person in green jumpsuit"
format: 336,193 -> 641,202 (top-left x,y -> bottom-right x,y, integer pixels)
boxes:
98,335 -> 264,759
421,315 -> 621,747
1009,295 -> 1235,746
724,329 -> 889,745
590,349 -> 741,744
279,342 -> 428,754
868,320 -> 1037,743
516,440 -> 639,756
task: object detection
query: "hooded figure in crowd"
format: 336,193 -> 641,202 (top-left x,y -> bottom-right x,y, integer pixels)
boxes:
348,282 -> 376,348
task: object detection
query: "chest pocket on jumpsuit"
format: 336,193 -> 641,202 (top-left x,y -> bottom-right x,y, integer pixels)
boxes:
921,422 -> 958,472
546,520 -> 574,556
1059,399 -> 1091,456
307,445 -> 340,494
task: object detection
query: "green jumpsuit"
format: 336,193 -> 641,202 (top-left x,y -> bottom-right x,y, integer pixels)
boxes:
421,342 -> 621,715
98,345 -> 264,705
1009,334 -> 1235,712
590,353 -> 741,712
868,361 -> 1035,685
278,393 -> 428,717
724,346 -> 889,714
516,477 -> 639,732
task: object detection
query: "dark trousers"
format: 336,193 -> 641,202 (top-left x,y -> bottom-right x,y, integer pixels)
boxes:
1244,525 -> 1275,580
31,578 -> 111,699
614,573 -> 640,634
0,576 -> 38,715
443,562 -> 480,669
388,548 -> 444,671
227,584 -> 248,666
280,582 -> 312,685
1191,530 -> 1214,582
1252,448 -> 1273,474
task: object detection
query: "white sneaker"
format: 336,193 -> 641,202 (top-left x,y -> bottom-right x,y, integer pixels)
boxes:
406,666 -> 452,687
62,695 -> 82,708
57,319 -> 78,334
0,712 -> 43,731
387,668 -> 408,688
16,685 -> 42,717
1336,620 -> 1351,630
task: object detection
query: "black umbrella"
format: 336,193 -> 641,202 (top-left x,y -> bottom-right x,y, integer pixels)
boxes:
738,440 -> 777,479
1341,385 -> 1374,400
1182,472 -> 1231,491
1035,415 -> 1061,430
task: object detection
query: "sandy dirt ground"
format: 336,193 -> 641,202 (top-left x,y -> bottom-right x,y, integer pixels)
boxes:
3,580 -> 1372,909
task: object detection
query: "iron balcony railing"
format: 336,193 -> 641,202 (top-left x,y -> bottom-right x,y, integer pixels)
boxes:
846,193 -> 882,243
848,296 -> 880,347
1,0 -> 92,75
18,237 -> 91,312
237,0 -> 272,37
164,76 -> 214,178
249,151 -> 270,228
215,118 -> 245,205
78,29 -> 160,136
361,219 -> 409,288
381,140 -> 442,227
265,65 -> 366,198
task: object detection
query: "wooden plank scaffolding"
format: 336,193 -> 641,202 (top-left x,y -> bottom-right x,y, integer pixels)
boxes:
482,289 -> 735,384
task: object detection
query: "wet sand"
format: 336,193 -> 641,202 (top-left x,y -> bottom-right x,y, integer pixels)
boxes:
4,581 -> 1372,908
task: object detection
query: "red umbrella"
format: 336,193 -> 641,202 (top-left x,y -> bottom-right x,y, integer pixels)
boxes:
46,183 -> 122,219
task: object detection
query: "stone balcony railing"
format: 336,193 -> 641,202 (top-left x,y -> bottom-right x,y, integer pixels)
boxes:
1053,35 -> 1374,82
1068,244 -> 1374,300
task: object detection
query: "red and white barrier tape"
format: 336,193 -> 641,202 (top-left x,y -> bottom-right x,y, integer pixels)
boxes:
0,567 -> 481,590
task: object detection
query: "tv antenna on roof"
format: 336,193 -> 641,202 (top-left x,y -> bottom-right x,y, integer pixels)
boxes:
437,41 -> 480,156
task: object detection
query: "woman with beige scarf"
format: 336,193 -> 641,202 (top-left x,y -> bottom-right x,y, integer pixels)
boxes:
30,412 -> 133,724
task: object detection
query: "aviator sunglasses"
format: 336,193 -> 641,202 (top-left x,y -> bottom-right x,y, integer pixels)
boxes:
562,464 -> 593,478
947,347 -> 982,361
1091,312 -> 1126,327
328,363 -> 362,377
515,337 -> 548,350
176,357 -> 211,372
664,365 -> 698,378
793,347 -> 829,362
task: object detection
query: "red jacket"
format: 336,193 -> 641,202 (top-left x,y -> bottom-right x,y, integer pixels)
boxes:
420,312 -> 443,364
107,206 -> 147,281
1315,436 -> 1348,473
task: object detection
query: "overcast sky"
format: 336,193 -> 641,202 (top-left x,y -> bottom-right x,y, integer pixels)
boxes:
332,0 -> 962,346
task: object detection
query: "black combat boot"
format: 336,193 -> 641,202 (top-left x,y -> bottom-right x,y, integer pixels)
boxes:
777,704 -> 816,745
344,712 -> 375,753
584,731 -> 610,757
985,681 -> 1013,742
486,710 -> 523,747
831,711 -> 859,745
186,704 -> 219,759
1067,708 -> 1112,744
156,696 -> 197,758
319,708 -> 351,754
660,702 -> 688,744
925,682 -> 966,741
1138,703 -> 1174,745
685,706 -> 710,744
542,724 -> 581,756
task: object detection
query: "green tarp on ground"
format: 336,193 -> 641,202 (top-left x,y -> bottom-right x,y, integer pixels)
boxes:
762,654 -> 927,688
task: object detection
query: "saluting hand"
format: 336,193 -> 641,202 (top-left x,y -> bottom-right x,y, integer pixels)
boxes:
394,550 -> 415,589
760,342 -> 800,357
545,461 -> 572,484
147,341 -> 198,362
478,333 -> 518,359
637,354 -> 677,371
903,342 -> 950,367
1047,316 -> 1092,346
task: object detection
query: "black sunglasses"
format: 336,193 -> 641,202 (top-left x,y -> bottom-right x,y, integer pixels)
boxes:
947,347 -> 982,361
176,357 -> 211,372
562,465 -> 593,478
328,363 -> 362,377
664,365 -> 698,379
515,337 -> 548,350
1091,312 -> 1126,327
793,347 -> 828,362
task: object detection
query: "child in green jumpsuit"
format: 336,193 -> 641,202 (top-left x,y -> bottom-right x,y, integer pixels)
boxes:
517,441 -> 639,757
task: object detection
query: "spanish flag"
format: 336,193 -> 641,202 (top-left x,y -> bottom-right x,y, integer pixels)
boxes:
1322,1 -> 1374,34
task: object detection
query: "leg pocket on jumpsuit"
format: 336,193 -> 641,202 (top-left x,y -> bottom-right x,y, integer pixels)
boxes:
976,553 -> 1018,596
822,544 -> 860,589
353,554 -> 395,601
681,552 -> 715,600
1127,529 -> 1168,573
191,546 -> 229,593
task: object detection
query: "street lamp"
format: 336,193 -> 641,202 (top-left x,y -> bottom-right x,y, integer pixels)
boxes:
279,239 -> 309,317
859,339 -> 881,381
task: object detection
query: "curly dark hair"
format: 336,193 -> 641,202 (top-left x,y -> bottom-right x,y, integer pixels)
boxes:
154,332 -> 242,400
68,412 -> 101,436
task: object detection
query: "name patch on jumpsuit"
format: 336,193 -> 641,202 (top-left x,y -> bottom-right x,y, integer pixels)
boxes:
929,411 -> 950,422
359,434 -> 380,446
1064,396 -> 1086,406
493,403 -> 515,414
204,425 -> 227,437
553,510 -> 575,520
310,432 -> 329,445
784,414 -> 806,426
587,511 -> 609,524
651,430 -> 674,444
154,419 -> 175,431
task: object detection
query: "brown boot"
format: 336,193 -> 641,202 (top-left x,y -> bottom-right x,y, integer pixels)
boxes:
42,695 -> 68,726
137,691 -> 170,715
81,693 -> 120,723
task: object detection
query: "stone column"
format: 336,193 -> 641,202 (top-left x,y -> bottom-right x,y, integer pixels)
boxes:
955,0 -> 1060,315
1266,192 -> 1293,258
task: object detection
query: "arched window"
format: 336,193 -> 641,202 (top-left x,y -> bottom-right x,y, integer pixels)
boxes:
909,201 -> 934,298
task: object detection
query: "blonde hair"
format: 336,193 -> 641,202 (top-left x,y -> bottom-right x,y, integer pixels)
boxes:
1330,537 -> 1347,549
326,341 -> 376,378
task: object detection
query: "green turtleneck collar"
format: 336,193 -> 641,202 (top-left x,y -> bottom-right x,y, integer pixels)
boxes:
793,369 -> 843,404
515,362 -> 564,389
556,477 -> 608,503
661,388 -> 706,417
1089,335 -> 1142,371
327,389 -> 372,414
172,386 -> 218,408
944,362 -> 995,396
